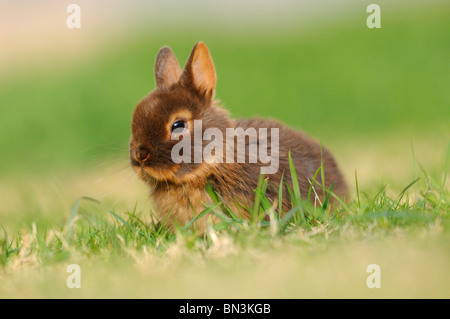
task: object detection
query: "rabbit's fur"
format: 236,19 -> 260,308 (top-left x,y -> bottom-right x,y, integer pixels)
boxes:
130,42 -> 348,231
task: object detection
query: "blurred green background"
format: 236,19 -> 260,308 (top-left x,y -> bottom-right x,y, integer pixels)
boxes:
0,0 -> 449,299
0,0 -> 448,180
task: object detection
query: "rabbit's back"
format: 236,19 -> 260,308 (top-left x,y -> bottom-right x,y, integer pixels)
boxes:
228,118 -> 348,208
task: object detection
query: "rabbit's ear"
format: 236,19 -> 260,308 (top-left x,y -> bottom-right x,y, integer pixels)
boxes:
155,47 -> 182,88
180,42 -> 216,100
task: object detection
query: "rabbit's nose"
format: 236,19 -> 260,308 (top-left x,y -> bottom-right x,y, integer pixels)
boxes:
136,145 -> 150,163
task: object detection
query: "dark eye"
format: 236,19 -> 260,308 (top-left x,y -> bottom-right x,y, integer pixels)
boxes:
171,120 -> 187,133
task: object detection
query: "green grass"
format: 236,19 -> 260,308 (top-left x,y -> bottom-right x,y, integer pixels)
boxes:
0,148 -> 448,298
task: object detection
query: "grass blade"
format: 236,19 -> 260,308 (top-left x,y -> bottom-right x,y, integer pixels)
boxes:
278,171 -> 285,219
288,151 -> 301,203
182,202 -> 222,231
109,210 -> 152,242
252,174 -> 266,222
279,205 -> 299,232
392,177 -> 421,211
307,166 -> 322,201
288,151 -> 307,226
355,170 -> 361,208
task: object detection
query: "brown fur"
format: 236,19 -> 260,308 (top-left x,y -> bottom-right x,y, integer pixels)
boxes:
130,42 -> 348,232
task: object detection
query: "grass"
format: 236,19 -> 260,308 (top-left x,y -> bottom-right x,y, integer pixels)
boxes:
0,147 -> 448,298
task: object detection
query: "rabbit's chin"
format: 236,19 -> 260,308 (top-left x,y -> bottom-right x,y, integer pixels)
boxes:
133,165 -> 173,185
133,161 -> 216,188
130,165 -> 158,185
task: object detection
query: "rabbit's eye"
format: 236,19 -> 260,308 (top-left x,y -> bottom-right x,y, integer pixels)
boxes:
171,120 -> 187,133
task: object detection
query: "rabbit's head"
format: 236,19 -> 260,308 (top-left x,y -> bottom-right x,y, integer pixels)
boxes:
130,42 -> 232,186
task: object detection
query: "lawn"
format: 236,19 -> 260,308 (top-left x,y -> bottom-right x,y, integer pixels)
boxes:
0,1 -> 448,299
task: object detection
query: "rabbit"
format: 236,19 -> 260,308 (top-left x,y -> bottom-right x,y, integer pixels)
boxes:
130,42 -> 348,231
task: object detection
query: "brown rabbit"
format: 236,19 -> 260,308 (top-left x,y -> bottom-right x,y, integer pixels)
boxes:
130,42 -> 348,231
